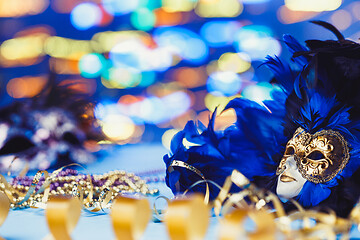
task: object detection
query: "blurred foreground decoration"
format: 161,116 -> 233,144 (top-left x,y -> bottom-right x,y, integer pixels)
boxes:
0,0 -> 359,149
0,73 -> 103,172
1,167 -> 360,239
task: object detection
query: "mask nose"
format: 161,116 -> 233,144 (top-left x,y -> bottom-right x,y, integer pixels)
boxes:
284,156 -> 297,170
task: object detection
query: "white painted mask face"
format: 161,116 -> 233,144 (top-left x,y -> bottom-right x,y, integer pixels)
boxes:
276,156 -> 307,199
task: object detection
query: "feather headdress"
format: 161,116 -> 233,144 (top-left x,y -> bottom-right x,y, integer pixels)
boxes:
164,21 -> 360,217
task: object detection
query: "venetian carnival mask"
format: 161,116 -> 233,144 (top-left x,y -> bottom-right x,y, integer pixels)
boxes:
276,127 -> 350,198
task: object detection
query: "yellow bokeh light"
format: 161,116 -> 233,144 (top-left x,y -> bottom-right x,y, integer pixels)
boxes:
206,60 -> 220,76
218,52 -> 251,73
101,68 -> 141,89
204,93 -> 240,113
196,0 -> 243,18
162,0 -> 196,12
100,115 -> 136,142
44,36 -> 92,60
91,31 -> 151,53
285,0 -> 341,12
0,33 -> 48,61
162,129 -> 180,150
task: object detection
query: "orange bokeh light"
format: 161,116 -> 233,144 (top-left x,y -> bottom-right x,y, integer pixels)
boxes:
277,5 -> 320,24
0,0 -> 49,17
197,108 -> 236,131
174,67 -> 207,88
49,58 -> 80,75
118,95 -> 144,105
7,76 -> 47,98
155,8 -> 184,26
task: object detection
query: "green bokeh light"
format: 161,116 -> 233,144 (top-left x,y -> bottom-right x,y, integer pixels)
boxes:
130,8 -> 156,31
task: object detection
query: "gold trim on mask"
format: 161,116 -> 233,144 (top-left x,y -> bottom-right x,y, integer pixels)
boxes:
276,127 -> 350,184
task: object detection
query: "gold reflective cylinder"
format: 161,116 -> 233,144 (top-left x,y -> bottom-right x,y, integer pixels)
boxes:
164,194 -> 209,240
45,196 -> 81,240
0,192 -> 10,227
111,196 -> 151,240
219,208 -> 276,240
219,209 -> 247,240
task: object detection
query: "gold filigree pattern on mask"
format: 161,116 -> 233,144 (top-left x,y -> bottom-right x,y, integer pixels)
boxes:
276,127 -> 349,184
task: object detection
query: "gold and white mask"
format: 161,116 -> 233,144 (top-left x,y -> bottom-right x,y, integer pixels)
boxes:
277,127 -> 350,184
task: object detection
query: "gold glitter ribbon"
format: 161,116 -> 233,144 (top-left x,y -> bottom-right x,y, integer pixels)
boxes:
164,194 -> 209,240
111,196 -> 151,240
169,160 -> 210,204
45,196 -> 81,240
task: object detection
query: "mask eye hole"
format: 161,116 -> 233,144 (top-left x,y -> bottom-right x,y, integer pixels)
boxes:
285,146 -> 294,155
308,151 -> 325,160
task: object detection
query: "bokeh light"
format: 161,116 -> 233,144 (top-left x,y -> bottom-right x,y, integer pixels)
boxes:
161,128 -> 180,150
351,2 -> 360,20
130,8 -> 156,31
109,40 -> 146,72
200,21 -> 240,47
154,27 -> 209,64
0,33 -> 48,62
0,0 -> 49,17
44,36 -> 92,59
204,93 -> 240,112
162,0 -> 197,12
233,25 -> 281,61
139,71 -> 157,87
285,0 -> 341,12
241,82 -> 281,104
7,76 -> 47,98
102,67 -> 141,89
207,71 -> 242,96
277,5 -> 320,24
154,8 -> 184,26
0,0 -> 357,146
79,53 -> 107,78
100,114 -> 136,142
173,67 -> 207,88
195,0 -> 243,18
242,0 -> 271,3
102,0 -> 140,15
330,10 -> 352,31
218,52 -> 251,73
70,3 -> 102,30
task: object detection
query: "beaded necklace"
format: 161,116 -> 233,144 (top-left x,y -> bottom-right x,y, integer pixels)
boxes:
1,168 -> 159,209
